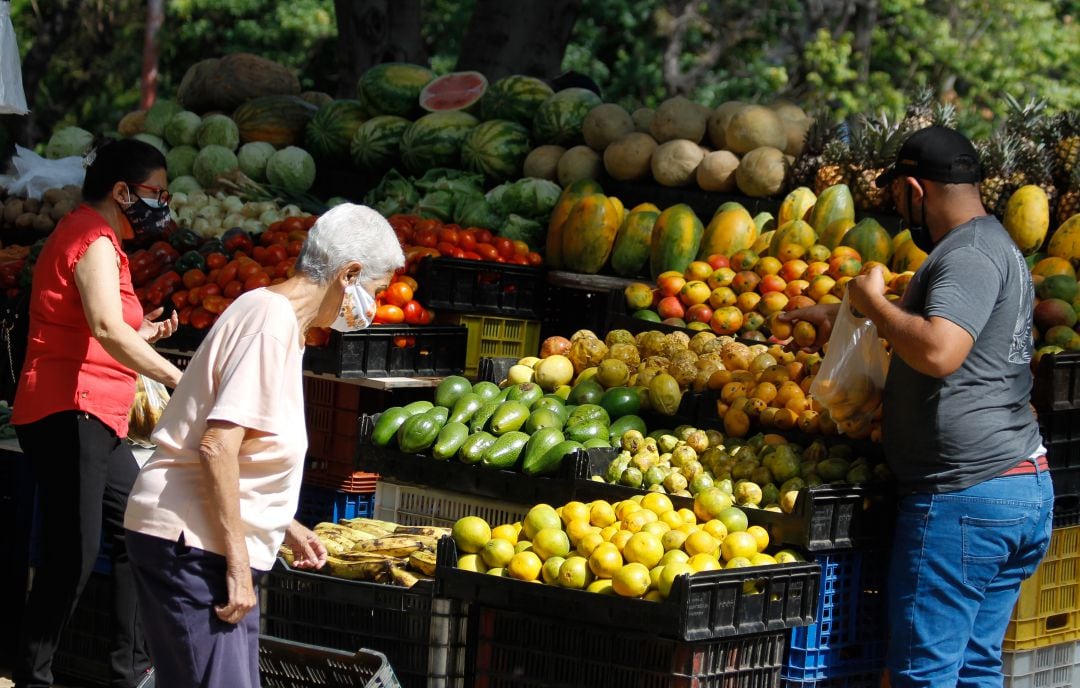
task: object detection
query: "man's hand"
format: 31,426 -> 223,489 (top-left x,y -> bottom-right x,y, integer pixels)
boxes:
846,265 -> 888,318
284,520 -> 328,570
214,560 -> 257,624
139,306 -> 179,344
779,301 -> 841,349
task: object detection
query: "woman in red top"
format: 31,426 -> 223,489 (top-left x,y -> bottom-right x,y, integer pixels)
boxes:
11,139 -> 184,688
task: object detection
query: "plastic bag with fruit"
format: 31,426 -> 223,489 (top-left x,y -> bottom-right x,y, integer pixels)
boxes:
127,374 -> 170,449
809,293 -> 889,438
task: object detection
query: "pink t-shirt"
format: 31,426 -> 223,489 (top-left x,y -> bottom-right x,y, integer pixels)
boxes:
124,289 -> 307,571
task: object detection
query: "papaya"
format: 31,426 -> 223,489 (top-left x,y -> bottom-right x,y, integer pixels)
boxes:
520,427 -> 566,476
892,228 -> 913,252
841,218 -> 893,264
768,219 -> 817,261
1004,185 -> 1050,256
713,201 -> 746,218
891,237 -> 928,274
809,183 -> 855,236
753,212 -> 776,234
819,218 -> 856,250
777,186 -> 817,226
1048,214 -> 1080,267
546,179 -> 604,268
649,204 -> 704,280
561,194 -> 622,274
698,206 -> 757,260
370,407 -> 409,447
752,230 -> 775,255
610,208 -> 659,277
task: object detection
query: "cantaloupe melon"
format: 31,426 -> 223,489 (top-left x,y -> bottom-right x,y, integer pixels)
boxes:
523,145 -> 566,181
603,132 -> 658,182
557,145 -> 603,186
735,146 -> 787,197
632,108 -> 655,133
583,104 -> 635,152
651,139 -> 705,187
707,101 -> 745,150
650,96 -> 708,144
725,106 -> 787,155
696,150 -> 740,192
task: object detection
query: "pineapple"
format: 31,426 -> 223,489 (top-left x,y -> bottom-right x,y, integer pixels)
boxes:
814,139 -> 851,194
848,113 -> 905,212
1013,139 -> 1059,218
791,111 -> 838,189
976,132 -> 1020,218
1052,112 -> 1080,184
902,87 -> 937,132
1056,165 -> 1080,227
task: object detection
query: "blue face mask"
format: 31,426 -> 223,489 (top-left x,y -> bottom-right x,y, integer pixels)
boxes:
330,281 -> 377,332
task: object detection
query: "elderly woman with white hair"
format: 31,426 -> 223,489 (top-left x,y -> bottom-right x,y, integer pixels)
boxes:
123,204 -> 404,687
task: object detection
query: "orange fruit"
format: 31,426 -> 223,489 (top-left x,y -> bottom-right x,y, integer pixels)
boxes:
720,531 -> 759,562
622,532 -> 665,568
612,563 -> 652,597
588,542 -> 624,579
451,516 -> 491,554
507,551 -> 543,581
683,530 -> 719,558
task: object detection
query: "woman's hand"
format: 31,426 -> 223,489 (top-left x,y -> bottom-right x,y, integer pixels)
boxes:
778,301 -> 841,349
139,307 -> 179,344
284,520 -> 328,570
214,560 -> 258,625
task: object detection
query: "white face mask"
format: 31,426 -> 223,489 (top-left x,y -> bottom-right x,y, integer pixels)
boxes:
330,281 -> 377,332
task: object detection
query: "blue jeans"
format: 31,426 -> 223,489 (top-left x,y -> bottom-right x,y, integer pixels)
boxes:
886,466 -> 1054,687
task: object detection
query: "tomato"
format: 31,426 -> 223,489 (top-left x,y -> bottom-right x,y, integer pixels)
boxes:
202,295 -> 227,315
415,218 -> 439,234
449,247 -> 465,259
402,299 -> 426,325
187,286 -> 202,306
267,221 -> 286,234
287,229 -> 308,243
190,307 -> 214,330
511,240 -> 530,256
223,280 -> 244,298
494,238 -> 516,259
397,275 -> 419,293
171,291 -> 189,309
436,241 -> 457,256
458,230 -> 477,251
282,217 -> 306,234
204,252 -> 227,270
237,262 -> 261,282
374,304 -> 405,324
384,282 -> 414,308
461,251 -> 482,261
474,229 -> 493,244
305,327 -> 331,347
177,306 -> 193,326
157,271 -> 183,290
201,283 -> 222,298
526,251 -> 543,266
414,229 -> 439,248
475,243 -> 499,261
145,286 -> 165,307
438,227 -> 459,245
244,273 -> 272,291
300,215 -> 318,230
265,245 -> 288,265
286,240 -> 304,257
217,264 -> 238,287
509,254 -> 530,265
273,260 -> 292,278
182,269 -> 207,290
252,245 -> 269,265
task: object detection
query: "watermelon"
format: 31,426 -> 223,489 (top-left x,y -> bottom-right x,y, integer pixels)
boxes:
400,111 -> 479,175
419,71 -> 488,113
532,88 -> 602,147
305,100 -> 367,161
460,120 -> 532,182
356,62 -> 435,119
350,115 -> 411,171
481,75 -> 555,125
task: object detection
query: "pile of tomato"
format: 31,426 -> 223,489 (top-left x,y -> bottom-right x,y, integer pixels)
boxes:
388,215 -> 543,271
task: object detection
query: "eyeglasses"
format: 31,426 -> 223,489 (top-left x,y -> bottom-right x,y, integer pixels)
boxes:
129,182 -> 170,205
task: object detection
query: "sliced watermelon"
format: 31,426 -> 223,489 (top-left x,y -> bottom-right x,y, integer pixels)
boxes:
419,71 -> 488,113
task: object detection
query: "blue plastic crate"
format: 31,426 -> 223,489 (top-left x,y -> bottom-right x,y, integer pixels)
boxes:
781,671 -> 884,688
296,484 -> 374,527
782,549 -> 889,682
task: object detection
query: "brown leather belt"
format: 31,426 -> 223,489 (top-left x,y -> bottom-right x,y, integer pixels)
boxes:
999,455 -> 1049,476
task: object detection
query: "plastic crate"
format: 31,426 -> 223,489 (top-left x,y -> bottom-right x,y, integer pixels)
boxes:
304,325 -> 467,378
51,570 -> 112,686
296,484 -> 374,527
470,605 -> 786,688
1032,352 -> 1080,479
259,637 -> 402,688
305,398 -> 378,493
443,314 -> 541,379
416,256 -> 545,318
261,560 -> 467,688
437,537 -> 820,642
782,550 -> 889,682
780,672 -> 883,688
1002,639 -> 1080,688
1005,525 -> 1080,651
475,356 -> 519,384
374,480 -> 531,528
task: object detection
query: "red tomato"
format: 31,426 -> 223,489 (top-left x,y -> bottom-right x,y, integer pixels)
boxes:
217,264 -> 238,287
187,286 -> 202,306
300,215 -> 318,230
201,283 -> 222,298
190,307 -> 214,330
265,244 -> 288,265
414,229 -> 439,248
415,219 -> 439,234
475,243 -> 499,261
397,275 -> 419,293
282,217 -> 306,234
177,306 -> 193,326
375,304 -> 405,324
236,262 -> 260,282
509,254 -> 530,265
205,252 -> 228,270
244,273 -> 272,291
526,251 -> 543,266
402,300 -> 425,325
474,229 -> 493,244
182,269 -> 207,290
286,240 -> 304,257
436,241 -> 457,255
392,335 -> 416,348
384,282 -> 414,308
202,295 -> 227,315
223,280 -> 244,298
458,230 -> 477,251
449,247 -> 465,259
511,240 -> 530,256
252,245 -> 270,265
170,291 -> 189,310
438,228 -> 459,245
461,251 -> 482,261
494,238 -> 515,259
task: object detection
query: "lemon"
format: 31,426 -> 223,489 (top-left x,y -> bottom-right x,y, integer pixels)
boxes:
587,579 -> 615,595
566,518 -> 597,546
515,540 -> 533,553
490,524 -> 519,545
561,501 -> 590,526
644,590 -> 665,602
531,528 -> 571,561
678,508 -> 698,525
480,538 -> 516,569
599,524 -> 621,542
623,532 -> 665,569
577,531 -> 605,557
457,554 -> 486,573
702,519 -> 729,542
523,504 -> 562,540
750,553 -> 778,566
610,529 -> 634,552
725,556 -> 753,569
557,556 -> 593,589
683,530 -> 719,558
542,556 -> 566,585
747,525 -> 770,552
688,553 -> 722,572
588,542 -> 624,579
659,549 -> 690,567
485,567 -> 505,576
660,510 -> 686,529
717,506 -> 749,533
507,551 -> 542,581
661,528 -> 689,552
589,501 -> 617,527
452,516 -> 491,554
615,500 -> 642,521
720,531 -> 759,562
774,549 -> 805,563
612,563 -> 652,597
640,492 -> 674,516
658,562 -> 694,598
641,520 -> 671,538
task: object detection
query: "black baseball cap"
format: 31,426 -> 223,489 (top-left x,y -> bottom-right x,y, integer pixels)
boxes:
875,125 -> 982,187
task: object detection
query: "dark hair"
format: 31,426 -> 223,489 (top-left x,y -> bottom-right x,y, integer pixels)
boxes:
82,138 -> 167,203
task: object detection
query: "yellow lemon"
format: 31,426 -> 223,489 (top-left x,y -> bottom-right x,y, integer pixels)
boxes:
725,556 -> 753,569
702,519 -> 729,542
589,501 -> 617,527
561,501 -> 590,526
688,553 -> 722,572
658,562 -> 694,598
612,563 -> 652,597
541,556 -> 566,585
588,542 -> 624,579
660,510 -> 685,529
610,529 -> 635,552
523,505 -> 562,540
683,530 -> 720,558
644,590 -> 665,602
557,556 -> 593,589
587,579 -> 615,595
490,524 -> 518,545
661,529 -> 689,552
750,553 -> 778,566
451,516 -> 491,554
480,538 -> 516,569
577,531 -> 605,557
641,520 -> 671,538
640,492 -> 674,516
660,549 -> 690,567
616,500 -> 642,521
507,551 -> 542,581
599,524 -> 621,542
515,541 -> 533,553
456,554 -> 486,573
532,528 -> 571,561
678,508 -> 698,525
720,531 -> 759,562
747,525 -> 770,552
623,532 -> 665,569
649,565 -> 665,589
566,518 -> 597,546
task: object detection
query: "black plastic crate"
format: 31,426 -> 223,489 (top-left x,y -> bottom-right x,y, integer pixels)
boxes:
540,279 -> 625,342
470,605 -> 786,688
261,559 -> 467,688
52,570 -> 112,687
1032,352 -> 1080,477
475,356 -> 519,384
436,537 -> 819,642
303,325 -> 467,378
416,256 -> 545,318
259,637 -> 402,688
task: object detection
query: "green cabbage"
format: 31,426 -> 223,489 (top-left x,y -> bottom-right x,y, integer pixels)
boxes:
45,126 -> 94,159
163,111 -> 202,147
453,194 -> 504,229
364,169 -> 419,217
498,214 -> 544,250
412,168 -> 484,196
237,142 -> 276,182
415,190 -> 456,222
495,178 -> 562,220
165,145 -> 198,179
266,146 -> 316,193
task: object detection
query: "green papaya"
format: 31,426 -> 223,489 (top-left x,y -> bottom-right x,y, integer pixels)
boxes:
459,431 -> 497,465
435,375 -> 473,409
432,422 -> 470,460
489,401 -> 531,435
520,427 -> 566,477
448,393 -> 484,425
481,431 -> 530,470
370,407 -> 409,447
397,412 -> 442,453
568,380 -> 604,405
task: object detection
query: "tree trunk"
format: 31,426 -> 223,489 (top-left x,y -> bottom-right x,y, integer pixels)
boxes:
852,0 -> 878,84
456,0 -> 582,81
333,0 -> 427,98
139,0 -> 164,109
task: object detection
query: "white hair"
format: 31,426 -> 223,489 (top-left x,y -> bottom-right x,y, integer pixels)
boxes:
295,204 -> 404,285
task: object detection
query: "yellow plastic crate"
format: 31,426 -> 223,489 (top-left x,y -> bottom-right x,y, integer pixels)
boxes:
1005,525 -> 1080,651
448,314 -> 541,379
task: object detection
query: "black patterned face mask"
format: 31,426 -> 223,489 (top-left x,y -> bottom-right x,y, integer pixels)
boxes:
121,186 -> 172,240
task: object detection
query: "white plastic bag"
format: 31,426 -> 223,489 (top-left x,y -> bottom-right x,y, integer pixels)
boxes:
128,374 -> 170,448
809,293 -> 889,438
0,2 -> 29,116
0,145 -> 86,199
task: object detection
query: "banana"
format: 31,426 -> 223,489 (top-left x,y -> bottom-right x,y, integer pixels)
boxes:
408,550 -> 437,576
326,555 -> 392,582
278,545 -> 295,566
352,535 -> 437,557
340,517 -> 399,533
319,538 -> 349,556
389,565 -> 421,588
394,525 -> 452,539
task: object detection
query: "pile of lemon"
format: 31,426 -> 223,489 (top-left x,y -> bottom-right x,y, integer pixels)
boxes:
451,491 -> 804,600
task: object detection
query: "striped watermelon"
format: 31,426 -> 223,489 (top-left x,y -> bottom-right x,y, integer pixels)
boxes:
480,75 -> 554,125
356,63 -> 435,119
419,71 -> 488,112
460,120 -> 531,182
304,100 -> 367,161
400,111 -> 479,175
532,88 -> 602,147
350,115 -> 411,172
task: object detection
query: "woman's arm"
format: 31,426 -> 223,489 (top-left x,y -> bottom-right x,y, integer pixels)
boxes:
199,420 -> 257,624
74,237 -> 183,388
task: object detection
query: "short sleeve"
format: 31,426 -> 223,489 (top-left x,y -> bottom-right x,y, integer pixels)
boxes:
923,246 -> 1001,341
68,229 -> 118,274
207,332 -> 289,433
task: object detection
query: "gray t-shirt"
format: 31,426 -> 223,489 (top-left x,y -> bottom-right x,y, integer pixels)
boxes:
883,215 -> 1042,493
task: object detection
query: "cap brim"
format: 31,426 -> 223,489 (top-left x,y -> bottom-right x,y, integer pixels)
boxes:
875,167 -> 898,188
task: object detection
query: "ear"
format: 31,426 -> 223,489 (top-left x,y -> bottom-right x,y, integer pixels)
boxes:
112,181 -> 131,206
336,261 -> 363,286
906,178 -> 926,204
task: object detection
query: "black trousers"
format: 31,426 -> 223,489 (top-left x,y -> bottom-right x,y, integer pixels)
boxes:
14,411 -> 150,688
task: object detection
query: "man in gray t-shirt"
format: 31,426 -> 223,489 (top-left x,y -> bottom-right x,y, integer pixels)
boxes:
783,126 -> 1053,687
